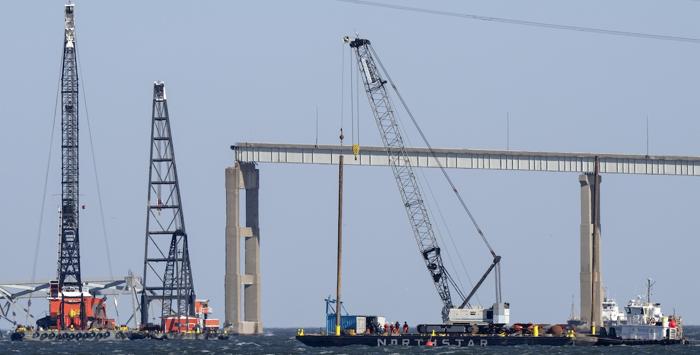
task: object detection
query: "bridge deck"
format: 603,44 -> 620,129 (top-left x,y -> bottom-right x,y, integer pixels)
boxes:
233,142 -> 700,176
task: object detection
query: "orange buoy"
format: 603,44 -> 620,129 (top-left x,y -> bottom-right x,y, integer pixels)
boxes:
425,339 -> 434,347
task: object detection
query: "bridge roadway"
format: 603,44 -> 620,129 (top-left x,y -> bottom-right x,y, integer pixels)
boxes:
227,141 -> 700,334
232,142 -> 700,176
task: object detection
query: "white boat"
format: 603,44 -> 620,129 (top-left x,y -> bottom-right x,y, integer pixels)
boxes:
601,296 -> 626,325
605,279 -> 683,343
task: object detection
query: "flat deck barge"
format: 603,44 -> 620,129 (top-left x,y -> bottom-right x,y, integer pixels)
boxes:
296,333 -> 595,347
296,333 -> 688,347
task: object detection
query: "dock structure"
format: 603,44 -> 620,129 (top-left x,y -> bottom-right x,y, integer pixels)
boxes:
230,142 -> 700,330
225,162 -> 262,335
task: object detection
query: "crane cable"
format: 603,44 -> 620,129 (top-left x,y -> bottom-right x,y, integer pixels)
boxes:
75,41 -> 115,282
350,41 -> 475,304
340,42 -> 346,134
393,105 -> 480,305
76,39 -> 119,320
369,45 -> 498,258
338,0 -> 700,45
350,48 -> 355,146
26,58 -> 63,323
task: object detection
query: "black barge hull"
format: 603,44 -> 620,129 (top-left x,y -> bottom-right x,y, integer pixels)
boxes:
296,334 -> 591,347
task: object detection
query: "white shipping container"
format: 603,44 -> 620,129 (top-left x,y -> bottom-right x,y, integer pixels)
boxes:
356,317 -> 366,334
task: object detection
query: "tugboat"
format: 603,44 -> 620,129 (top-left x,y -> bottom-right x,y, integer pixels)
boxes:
597,279 -> 686,345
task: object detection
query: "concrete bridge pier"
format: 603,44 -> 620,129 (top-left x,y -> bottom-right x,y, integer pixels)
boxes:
579,173 -> 602,328
225,162 -> 263,334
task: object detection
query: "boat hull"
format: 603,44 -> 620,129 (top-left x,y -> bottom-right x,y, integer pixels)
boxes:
296,334 -> 592,347
11,330 -> 129,341
595,337 -> 687,346
10,330 -> 229,341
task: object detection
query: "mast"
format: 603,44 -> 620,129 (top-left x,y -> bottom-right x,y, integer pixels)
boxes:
590,157 -> 601,334
57,2 -> 86,330
141,82 -> 196,329
335,129 -> 345,336
646,278 -> 655,304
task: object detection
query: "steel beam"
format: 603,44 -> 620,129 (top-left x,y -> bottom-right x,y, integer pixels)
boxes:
233,142 -> 700,176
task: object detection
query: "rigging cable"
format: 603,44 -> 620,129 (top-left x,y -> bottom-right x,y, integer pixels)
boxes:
340,42 -> 346,132
26,61 -> 63,323
422,168 -> 482,305
350,47 -> 355,146
356,58 -> 360,147
75,42 -> 115,282
370,45 -> 498,258
76,40 -> 119,321
396,109 -> 480,306
338,0 -> 700,44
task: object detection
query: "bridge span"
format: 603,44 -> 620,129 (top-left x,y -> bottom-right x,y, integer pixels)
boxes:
233,142 -> 700,176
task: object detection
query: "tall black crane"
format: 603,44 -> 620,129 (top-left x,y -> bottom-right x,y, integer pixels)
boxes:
56,2 -> 86,330
140,82 -> 196,328
346,37 -> 503,323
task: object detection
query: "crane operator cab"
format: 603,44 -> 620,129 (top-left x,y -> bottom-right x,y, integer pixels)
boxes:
447,303 -> 510,326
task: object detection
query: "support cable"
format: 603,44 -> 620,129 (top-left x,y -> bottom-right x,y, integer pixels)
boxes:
355,62 -> 360,147
340,43 -> 346,132
370,46 -> 497,258
350,49 -> 355,145
27,66 -> 63,322
421,168 -> 481,305
76,43 -> 115,281
338,0 -> 700,45
76,41 -> 119,321
396,111 -> 479,305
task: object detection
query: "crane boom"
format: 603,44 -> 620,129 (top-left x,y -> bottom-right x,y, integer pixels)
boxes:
346,37 -> 453,320
57,2 -> 86,329
346,37 -> 508,326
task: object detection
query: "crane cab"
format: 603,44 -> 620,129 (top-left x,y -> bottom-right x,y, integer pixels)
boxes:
447,302 -> 510,326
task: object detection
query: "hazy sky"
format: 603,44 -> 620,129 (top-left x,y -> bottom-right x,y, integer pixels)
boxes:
1,0 -> 699,328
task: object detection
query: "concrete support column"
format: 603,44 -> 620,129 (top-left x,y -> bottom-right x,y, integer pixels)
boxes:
578,173 -> 602,327
224,162 -> 263,335
242,163 -> 262,334
224,166 -> 241,332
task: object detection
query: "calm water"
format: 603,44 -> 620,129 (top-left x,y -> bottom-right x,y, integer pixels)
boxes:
2,327 -> 700,354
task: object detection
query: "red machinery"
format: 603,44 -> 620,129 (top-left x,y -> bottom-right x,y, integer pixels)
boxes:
47,281 -> 115,330
162,299 -> 219,333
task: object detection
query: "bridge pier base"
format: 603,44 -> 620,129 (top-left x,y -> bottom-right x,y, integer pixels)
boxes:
225,162 -> 263,335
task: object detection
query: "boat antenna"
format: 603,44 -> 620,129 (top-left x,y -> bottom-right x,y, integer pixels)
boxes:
569,294 -> 576,320
315,106 -> 319,148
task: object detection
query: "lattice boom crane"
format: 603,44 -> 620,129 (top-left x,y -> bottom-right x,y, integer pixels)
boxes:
345,36 -> 507,325
55,2 -> 86,330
